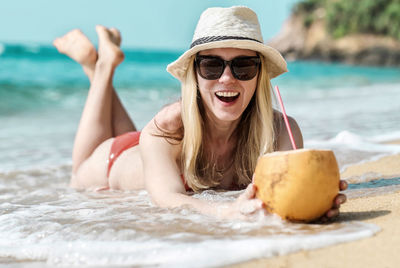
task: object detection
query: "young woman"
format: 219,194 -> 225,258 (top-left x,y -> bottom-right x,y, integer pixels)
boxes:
54,6 -> 347,220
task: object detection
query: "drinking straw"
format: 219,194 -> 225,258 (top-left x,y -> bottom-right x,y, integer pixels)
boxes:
274,86 -> 297,150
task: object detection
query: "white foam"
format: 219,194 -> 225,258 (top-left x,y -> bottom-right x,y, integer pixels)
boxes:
304,130 -> 400,173
0,171 -> 380,267
307,131 -> 400,153
0,221 -> 379,267
370,130 -> 400,144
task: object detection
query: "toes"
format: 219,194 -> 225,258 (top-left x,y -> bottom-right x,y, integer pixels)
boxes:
69,29 -> 82,38
53,38 -> 65,52
95,25 -> 109,40
53,38 -> 60,48
96,25 -> 119,46
109,28 -> 122,46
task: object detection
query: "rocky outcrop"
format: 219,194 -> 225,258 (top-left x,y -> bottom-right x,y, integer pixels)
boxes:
268,13 -> 400,66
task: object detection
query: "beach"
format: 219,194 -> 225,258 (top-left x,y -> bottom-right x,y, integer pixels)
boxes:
0,43 -> 399,267
236,191 -> 400,268
236,148 -> 400,268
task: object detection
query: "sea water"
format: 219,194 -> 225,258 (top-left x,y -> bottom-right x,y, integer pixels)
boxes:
0,43 -> 399,266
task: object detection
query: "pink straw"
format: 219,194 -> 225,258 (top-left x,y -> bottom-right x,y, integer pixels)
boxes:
274,86 -> 297,150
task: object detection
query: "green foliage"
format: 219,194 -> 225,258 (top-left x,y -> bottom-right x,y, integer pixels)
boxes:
293,0 -> 400,40
293,0 -> 326,28
293,0 -> 324,14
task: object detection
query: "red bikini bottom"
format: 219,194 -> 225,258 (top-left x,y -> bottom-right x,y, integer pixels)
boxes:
107,131 -> 141,178
107,131 -> 191,191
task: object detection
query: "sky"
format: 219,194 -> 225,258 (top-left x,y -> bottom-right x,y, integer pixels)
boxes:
0,0 -> 299,51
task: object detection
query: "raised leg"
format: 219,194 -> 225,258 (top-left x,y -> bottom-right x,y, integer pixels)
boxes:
107,28 -> 137,135
54,26 -> 131,173
53,28 -> 136,138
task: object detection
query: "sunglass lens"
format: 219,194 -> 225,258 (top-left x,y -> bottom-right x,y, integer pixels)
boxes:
198,58 -> 223,80
232,58 -> 260,80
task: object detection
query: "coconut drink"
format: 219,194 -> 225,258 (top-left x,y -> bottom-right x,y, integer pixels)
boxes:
253,149 -> 340,222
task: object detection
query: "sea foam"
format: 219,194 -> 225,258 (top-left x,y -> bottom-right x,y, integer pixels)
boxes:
0,172 -> 380,267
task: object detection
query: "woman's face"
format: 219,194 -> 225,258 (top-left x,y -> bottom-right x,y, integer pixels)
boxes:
196,48 -> 258,124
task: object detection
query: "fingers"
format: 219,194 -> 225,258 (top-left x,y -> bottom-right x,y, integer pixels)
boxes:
332,194 -> 347,209
335,193 -> 347,206
235,183 -> 265,217
318,193 -> 347,223
318,207 -> 339,223
339,180 -> 348,191
326,208 -> 339,218
238,183 -> 256,201
239,199 -> 263,215
323,193 -> 347,221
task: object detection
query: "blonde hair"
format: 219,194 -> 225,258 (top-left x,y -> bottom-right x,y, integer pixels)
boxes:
181,55 -> 275,192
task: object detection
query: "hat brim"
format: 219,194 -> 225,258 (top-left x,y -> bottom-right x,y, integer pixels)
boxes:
167,39 -> 288,81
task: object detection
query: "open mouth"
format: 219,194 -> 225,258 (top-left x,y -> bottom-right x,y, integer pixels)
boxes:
215,92 -> 240,103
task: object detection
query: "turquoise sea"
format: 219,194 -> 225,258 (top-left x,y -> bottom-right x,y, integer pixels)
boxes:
0,43 -> 399,266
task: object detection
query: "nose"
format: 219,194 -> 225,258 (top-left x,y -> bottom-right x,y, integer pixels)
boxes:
218,64 -> 236,84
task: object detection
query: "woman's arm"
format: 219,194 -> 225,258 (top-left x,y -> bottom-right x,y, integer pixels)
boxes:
139,105 -> 263,219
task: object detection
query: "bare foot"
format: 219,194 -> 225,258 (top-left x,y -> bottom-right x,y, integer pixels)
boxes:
53,29 -> 97,68
95,25 -> 124,68
53,29 -> 97,80
109,28 -> 122,47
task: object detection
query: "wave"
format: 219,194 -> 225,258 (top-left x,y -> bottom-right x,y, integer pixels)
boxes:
0,175 -> 380,267
306,130 -> 400,177
0,42 -> 182,62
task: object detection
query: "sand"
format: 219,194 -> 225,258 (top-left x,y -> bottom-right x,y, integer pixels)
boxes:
234,148 -> 400,268
234,191 -> 400,268
342,154 -> 400,180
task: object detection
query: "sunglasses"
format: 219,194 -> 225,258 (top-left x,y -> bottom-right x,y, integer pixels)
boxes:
195,55 -> 261,81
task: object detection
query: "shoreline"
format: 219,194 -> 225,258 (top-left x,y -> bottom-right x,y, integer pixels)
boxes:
235,142 -> 400,268
234,190 -> 400,268
341,153 -> 400,181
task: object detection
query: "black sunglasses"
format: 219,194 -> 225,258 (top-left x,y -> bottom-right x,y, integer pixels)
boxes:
195,55 -> 261,81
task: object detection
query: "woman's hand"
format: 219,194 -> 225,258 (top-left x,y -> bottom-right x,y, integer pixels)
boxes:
218,183 -> 265,220
320,180 -> 348,222
216,180 -> 348,222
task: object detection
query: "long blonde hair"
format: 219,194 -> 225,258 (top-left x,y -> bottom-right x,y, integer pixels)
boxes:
181,55 -> 275,192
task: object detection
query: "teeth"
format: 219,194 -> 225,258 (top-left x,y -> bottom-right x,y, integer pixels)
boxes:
215,92 -> 239,97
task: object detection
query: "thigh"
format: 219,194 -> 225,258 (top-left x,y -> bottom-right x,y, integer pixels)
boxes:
70,138 -> 114,190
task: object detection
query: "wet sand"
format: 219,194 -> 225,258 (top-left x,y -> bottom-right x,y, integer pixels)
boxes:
234,145 -> 400,268
342,154 -> 400,180
234,190 -> 400,268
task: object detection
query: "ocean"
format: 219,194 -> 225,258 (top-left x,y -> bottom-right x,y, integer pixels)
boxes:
0,42 -> 399,266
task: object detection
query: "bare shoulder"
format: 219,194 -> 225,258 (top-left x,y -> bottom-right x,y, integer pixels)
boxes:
153,101 -> 183,134
274,110 -> 304,151
141,100 -> 183,154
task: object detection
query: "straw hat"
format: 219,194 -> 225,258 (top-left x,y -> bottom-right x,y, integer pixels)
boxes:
167,6 -> 288,81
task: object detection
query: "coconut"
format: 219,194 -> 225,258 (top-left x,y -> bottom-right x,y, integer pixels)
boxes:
254,149 -> 340,222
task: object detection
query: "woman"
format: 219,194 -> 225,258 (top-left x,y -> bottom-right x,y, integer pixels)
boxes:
54,6 -> 347,220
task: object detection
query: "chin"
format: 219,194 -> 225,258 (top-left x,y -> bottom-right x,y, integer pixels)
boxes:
214,110 -> 242,122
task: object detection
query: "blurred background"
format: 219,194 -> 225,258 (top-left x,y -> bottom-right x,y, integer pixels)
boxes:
0,0 -> 399,172
0,0 -> 297,50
